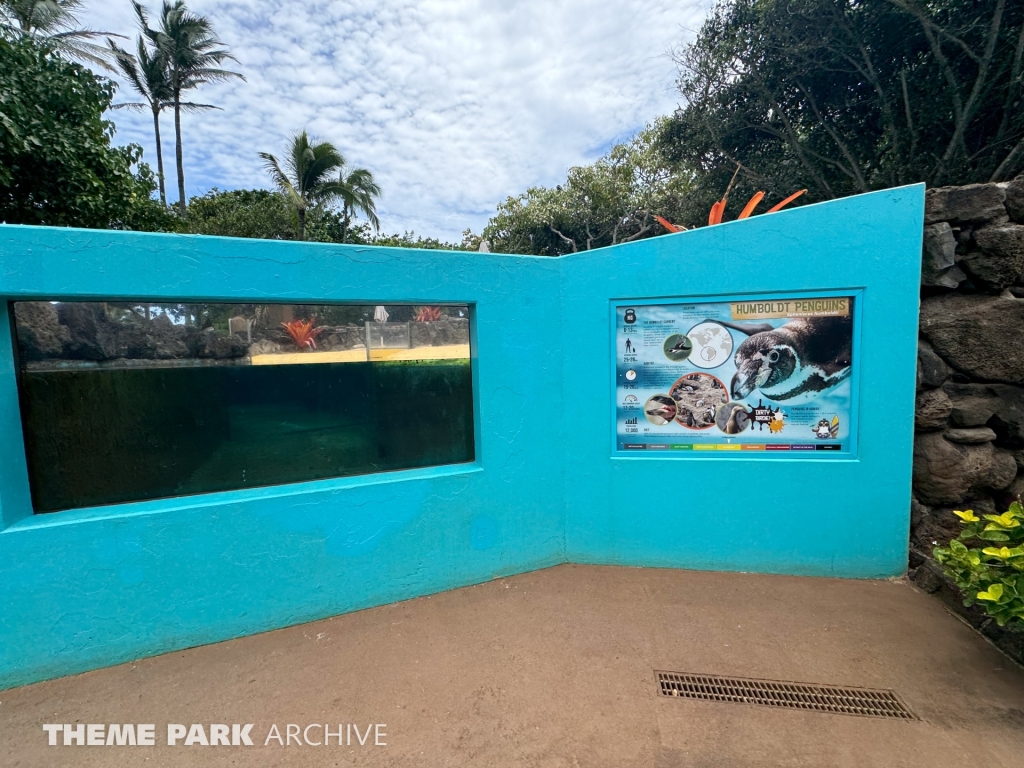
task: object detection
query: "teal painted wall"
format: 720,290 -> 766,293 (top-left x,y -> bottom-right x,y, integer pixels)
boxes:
0,185 -> 923,689
561,186 -> 923,575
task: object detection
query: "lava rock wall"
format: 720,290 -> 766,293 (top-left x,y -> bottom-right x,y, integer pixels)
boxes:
910,176 -> 1024,661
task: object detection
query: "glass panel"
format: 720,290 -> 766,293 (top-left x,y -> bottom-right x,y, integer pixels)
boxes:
11,301 -> 474,513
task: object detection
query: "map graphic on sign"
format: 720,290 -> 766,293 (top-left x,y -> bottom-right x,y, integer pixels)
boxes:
614,296 -> 855,456
685,321 -> 734,368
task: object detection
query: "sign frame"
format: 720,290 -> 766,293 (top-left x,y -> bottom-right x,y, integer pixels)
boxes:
609,288 -> 864,459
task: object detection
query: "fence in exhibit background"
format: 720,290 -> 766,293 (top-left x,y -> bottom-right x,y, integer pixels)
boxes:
0,185 -> 924,689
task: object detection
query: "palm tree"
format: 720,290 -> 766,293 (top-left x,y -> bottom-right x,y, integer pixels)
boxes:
260,132 -> 354,241
1,0 -> 122,67
260,132 -> 382,242
140,1 -> 243,215
336,160 -> 381,243
108,35 -> 172,206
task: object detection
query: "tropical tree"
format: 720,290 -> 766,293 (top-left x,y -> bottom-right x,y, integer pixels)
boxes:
138,1 -> 242,215
0,34 -> 172,230
661,0 -> 1024,226
184,188 -> 297,239
260,131 -> 381,241
0,0 -> 119,67
108,31 -> 172,206
336,160 -> 381,242
482,122 -> 691,256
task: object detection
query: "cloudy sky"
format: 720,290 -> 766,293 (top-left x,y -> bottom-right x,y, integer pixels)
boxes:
82,1 -> 706,241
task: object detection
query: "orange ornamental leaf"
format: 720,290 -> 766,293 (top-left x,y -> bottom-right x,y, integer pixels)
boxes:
765,189 -> 807,214
655,215 -> 683,233
708,200 -> 726,226
737,191 -> 765,220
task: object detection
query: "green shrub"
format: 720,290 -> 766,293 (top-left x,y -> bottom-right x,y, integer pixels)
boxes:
0,35 -> 171,231
934,502 -> 1024,627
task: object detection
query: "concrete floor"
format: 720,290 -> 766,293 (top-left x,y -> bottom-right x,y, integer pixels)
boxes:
3,564 -> 1023,767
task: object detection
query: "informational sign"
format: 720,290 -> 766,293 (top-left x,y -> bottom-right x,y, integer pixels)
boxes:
614,296 -> 855,455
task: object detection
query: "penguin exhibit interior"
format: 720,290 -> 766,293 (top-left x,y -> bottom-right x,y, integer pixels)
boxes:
0,184 -> 924,688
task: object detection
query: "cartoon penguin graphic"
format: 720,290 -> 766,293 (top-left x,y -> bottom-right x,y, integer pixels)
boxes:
722,316 -> 852,403
813,416 -> 840,439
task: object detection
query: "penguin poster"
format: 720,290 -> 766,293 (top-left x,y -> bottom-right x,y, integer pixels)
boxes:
615,297 -> 855,455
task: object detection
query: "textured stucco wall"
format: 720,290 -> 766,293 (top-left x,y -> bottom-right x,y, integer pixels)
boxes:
562,185 -> 924,577
0,184 -> 924,689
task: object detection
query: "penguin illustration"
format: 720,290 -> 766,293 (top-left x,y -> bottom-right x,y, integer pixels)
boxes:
723,316 -> 852,403
813,415 -> 840,439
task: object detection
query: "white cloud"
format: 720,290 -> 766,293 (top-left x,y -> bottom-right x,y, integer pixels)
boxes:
81,0 -> 707,241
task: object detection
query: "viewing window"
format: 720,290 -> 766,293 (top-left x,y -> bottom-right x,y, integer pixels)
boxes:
11,301 -> 474,513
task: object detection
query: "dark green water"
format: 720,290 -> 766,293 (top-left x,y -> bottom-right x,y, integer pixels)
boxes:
18,361 -> 474,513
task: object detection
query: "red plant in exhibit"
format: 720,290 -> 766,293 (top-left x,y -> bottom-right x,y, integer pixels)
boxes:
414,306 -> 443,322
281,316 -> 326,350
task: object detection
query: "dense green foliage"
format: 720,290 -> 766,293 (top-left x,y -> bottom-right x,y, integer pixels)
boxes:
481,123 -> 690,256
183,188 -> 296,239
660,0 -> 1024,226
368,230 -> 476,251
183,188 -> 466,250
935,503 -> 1024,627
0,35 -> 171,230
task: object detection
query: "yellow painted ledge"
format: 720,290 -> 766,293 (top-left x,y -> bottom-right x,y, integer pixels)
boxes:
250,344 -> 470,366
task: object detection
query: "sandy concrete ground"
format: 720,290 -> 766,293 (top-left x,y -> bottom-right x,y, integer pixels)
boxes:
3,564 -> 1023,767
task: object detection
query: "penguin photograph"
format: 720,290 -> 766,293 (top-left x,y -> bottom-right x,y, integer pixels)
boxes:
644,395 -> 677,426
662,333 -> 693,362
723,315 -> 852,403
715,402 -> 752,434
669,373 -> 728,429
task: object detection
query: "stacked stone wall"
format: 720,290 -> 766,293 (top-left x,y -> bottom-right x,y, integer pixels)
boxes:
909,176 -> 1024,662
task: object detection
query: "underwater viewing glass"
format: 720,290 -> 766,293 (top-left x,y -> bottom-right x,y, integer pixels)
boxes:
10,301 -> 474,513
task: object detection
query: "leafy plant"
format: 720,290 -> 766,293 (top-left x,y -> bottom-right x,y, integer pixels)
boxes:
414,306 -> 443,322
0,35 -> 172,230
280,317 -> 325,351
934,502 -> 1024,627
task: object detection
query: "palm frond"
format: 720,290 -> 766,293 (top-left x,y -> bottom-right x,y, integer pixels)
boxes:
259,151 -> 304,210
2,1 -> 123,68
177,101 -> 220,112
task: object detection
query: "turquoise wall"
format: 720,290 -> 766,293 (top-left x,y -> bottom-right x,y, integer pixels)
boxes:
0,185 -> 923,689
562,187 -> 923,574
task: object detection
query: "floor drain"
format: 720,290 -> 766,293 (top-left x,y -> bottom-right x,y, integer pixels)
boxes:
655,671 -> 917,720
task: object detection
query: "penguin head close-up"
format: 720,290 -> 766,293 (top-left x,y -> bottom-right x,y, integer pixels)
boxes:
730,333 -> 797,399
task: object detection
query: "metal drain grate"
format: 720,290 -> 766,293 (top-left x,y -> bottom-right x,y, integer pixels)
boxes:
655,671 -> 916,720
